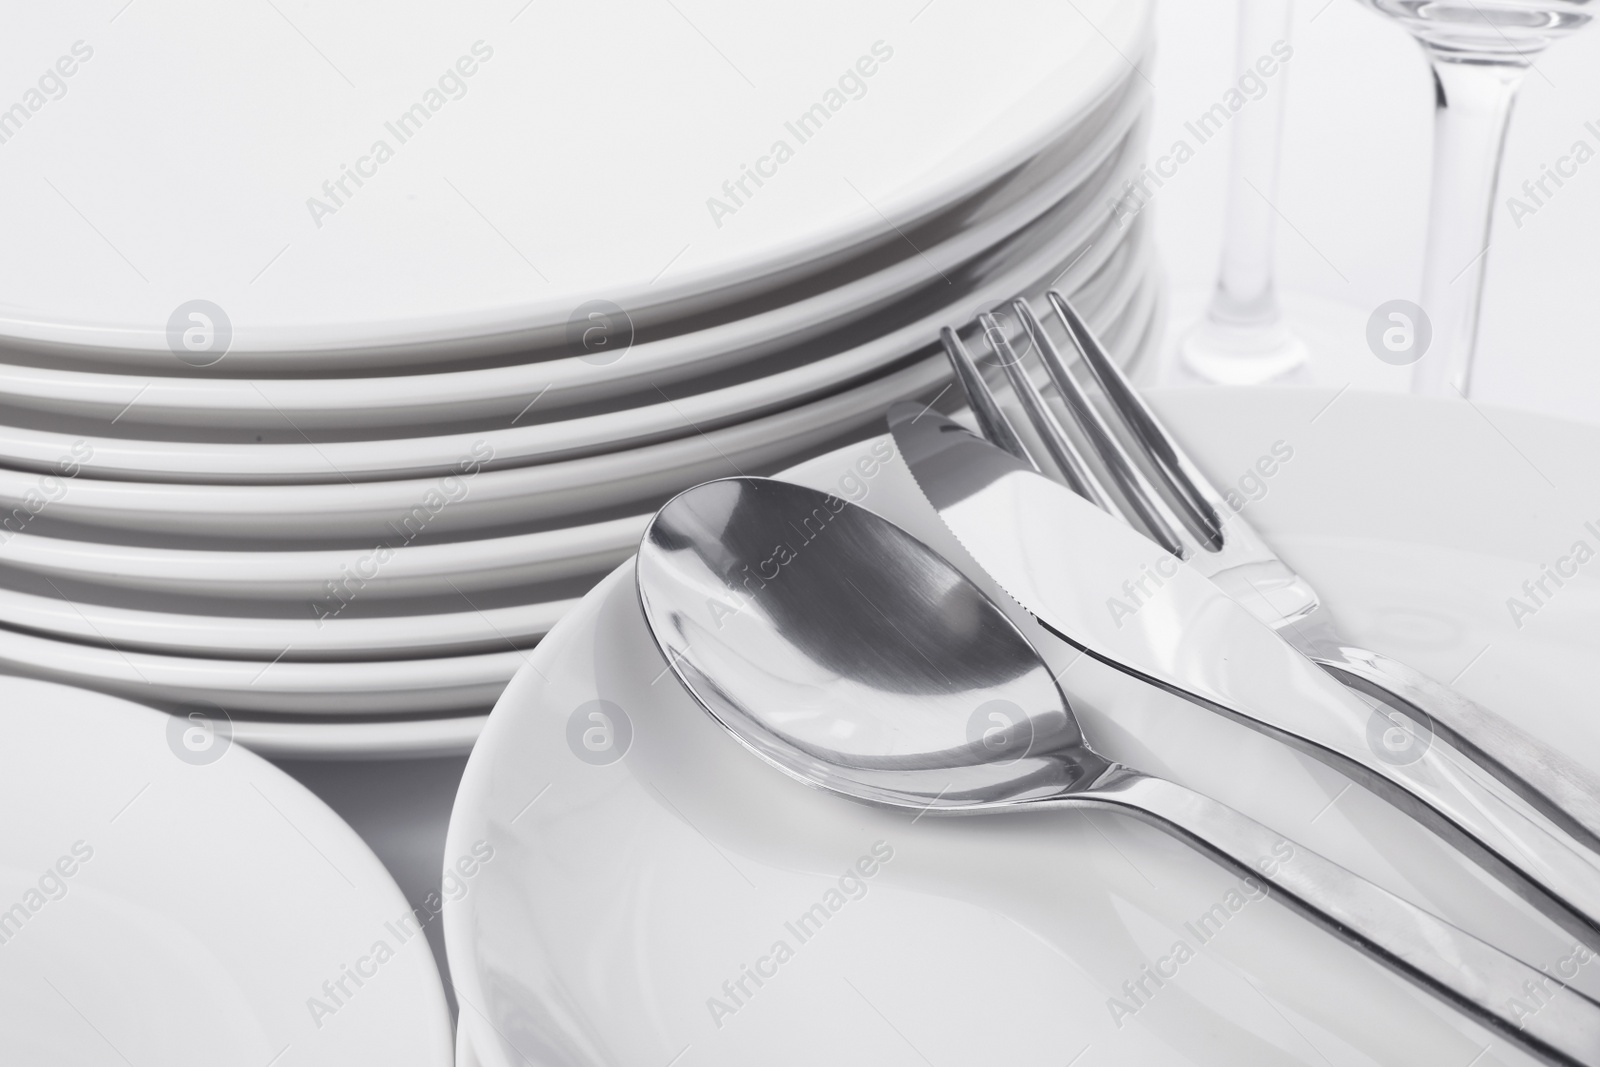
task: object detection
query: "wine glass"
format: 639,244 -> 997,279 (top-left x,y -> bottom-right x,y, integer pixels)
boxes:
1364,0 -> 1593,396
1178,0 -> 1309,386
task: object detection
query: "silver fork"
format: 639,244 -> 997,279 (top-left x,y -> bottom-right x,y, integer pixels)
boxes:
944,289 -> 1600,865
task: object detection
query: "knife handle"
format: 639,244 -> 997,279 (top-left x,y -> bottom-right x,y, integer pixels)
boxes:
1080,765 -> 1600,1067
1314,643 -> 1600,861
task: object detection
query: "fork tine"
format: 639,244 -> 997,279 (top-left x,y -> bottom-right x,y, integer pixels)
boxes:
1045,289 -> 1226,547
1010,300 -> 1195,560
975,312 -> 1122,516
938,327 -> 1038,470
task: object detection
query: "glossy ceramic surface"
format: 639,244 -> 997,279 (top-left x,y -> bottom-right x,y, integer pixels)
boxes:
0,0 -> 1149,365
0,678 -> 453,1065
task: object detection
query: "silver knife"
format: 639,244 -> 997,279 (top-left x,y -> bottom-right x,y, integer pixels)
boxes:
890,403 -> 1600,949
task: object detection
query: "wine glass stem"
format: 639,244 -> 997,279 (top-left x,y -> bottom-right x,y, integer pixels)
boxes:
1413,55 -> 1526,397
1210,0 -> 1295,328
1179,0 -> 1306,386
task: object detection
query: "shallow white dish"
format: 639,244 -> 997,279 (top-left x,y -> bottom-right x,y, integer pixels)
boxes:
0,512 -> 649,601
232,713 -> 488,761
0,0 -> 1149,365
0,233 -> 1157,538
0,677 -> 453,1066
0,265 -> 1156,754
0,362 -> 944,539
0,72 -> 1147,430
0,288 -> 1160,728
0,583 -> 577,660
445,388 -> 1600,1067
0,627 -> 520,716
0,186 -> 1151,484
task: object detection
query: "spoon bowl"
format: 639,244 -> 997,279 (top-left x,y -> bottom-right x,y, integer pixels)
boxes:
636,475 -> 1113,813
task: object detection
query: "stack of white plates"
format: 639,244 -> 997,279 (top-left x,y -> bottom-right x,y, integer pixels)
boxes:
0,0 -> 1155,756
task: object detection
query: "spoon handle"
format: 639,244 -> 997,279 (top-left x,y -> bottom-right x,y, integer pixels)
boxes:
1082,765 -> 1600,1067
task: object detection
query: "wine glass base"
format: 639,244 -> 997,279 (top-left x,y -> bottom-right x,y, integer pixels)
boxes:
1177,318 -> 1311,386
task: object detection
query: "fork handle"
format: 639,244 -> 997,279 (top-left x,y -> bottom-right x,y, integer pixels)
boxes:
1313,643 -> 1600,858
1079,765 -> 1600,1067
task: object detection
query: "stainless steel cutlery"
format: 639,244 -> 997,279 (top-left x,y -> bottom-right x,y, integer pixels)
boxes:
627,285 -> 1600,1063
1005,289 -> 1600,861
888,290 -> 1600,944
891,400 -> 1600,952
637,476 -> 1600,1067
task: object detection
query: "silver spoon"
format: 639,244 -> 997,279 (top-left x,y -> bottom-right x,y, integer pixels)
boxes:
636,475 -> 1600,1067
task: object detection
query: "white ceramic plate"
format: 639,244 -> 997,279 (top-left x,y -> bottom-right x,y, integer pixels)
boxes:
0,628 -> 520,716
0,263 -> 1156,744
0,0 -> 1149,364
0,360 -> 944,539
0,220 -> 1155,538
0,583 -> 577,660
0,278 -> 1157,672
0,512 -> 649,601
0,70 -> 1148,429
445,388 -> 1600,1067
0,249 -> 1159,611
0,167 -> 1152,484
0,676 -> 453,1066
232,713 -> 488,761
